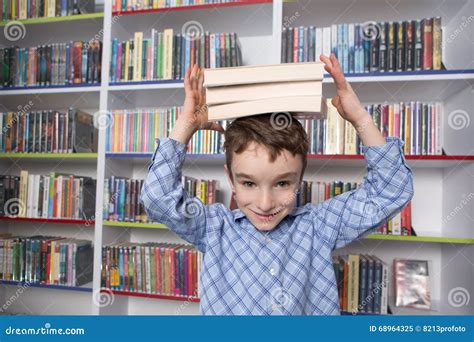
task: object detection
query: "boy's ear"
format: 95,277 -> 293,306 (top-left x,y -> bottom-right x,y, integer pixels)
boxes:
224,164 -> 235,190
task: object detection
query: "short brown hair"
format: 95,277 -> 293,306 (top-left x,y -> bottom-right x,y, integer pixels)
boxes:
223,113 -> 309,181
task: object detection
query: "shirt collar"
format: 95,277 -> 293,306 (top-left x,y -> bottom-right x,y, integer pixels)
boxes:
232,205 -> 310,222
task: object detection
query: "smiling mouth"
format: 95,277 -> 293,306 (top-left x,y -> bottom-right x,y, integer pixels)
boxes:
251,209 -> 281,220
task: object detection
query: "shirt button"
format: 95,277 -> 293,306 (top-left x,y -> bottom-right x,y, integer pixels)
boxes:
272,304 -> 278,312
266,238 -> 272,245
269,268 -> 276,276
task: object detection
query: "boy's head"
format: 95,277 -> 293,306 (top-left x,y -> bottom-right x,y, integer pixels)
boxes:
223,113 -> 309,232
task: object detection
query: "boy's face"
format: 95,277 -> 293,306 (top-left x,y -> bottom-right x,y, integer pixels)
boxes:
224,141 -> 303,232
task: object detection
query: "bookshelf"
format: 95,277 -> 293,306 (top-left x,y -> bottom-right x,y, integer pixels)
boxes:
0,0 -> 472,316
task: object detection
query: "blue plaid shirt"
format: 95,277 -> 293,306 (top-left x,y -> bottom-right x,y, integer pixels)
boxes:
140,136 -> 414,315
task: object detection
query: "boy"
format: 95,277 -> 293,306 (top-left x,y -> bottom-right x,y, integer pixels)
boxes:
140,54 -> 414,315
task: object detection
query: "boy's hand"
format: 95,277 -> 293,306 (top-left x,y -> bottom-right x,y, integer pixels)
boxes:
320,54 -> 386,146
170,64 -> 225,145
320,54 -> 367,126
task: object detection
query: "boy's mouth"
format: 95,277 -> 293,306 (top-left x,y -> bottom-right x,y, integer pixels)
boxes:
250,209 -> 280,221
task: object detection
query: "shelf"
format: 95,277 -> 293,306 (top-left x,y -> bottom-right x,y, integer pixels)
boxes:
0,153 -> 98,160
112,0 -> 272,16
325,69 -> 474,83
0,13 -> 104,26
107,70 -> 474,92
0,216 -> 94,225
0,84 -> 101,95
364,235 -> 474,245
103,220 -> 167,229
108,80 -> 184,91
106,152 -> 474,168
104,289 -> 199,302
103,218 -> 474,245
0,280 -> 92,292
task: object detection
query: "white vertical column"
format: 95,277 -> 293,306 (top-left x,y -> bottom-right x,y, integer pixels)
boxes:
91,0 -> 112,316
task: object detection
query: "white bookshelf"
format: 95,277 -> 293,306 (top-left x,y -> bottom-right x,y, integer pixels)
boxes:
0,0 -> 472,316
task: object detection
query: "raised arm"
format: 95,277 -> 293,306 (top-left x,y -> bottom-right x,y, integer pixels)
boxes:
313,54 -> 414,250
140,65 -> 225,252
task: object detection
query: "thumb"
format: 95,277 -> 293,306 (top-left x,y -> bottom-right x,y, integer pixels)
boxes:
201,122 -> 225,133
331,96 -> 345,116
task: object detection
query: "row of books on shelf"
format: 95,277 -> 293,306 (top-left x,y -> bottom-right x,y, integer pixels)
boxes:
333,254 -> 389,314
0,41 -> 102,88
103,175 -> 219,223
283,17 -> 443,72
105,107 -> 224,154
334,255 -> 432,314
1,0 -> 95,20
0,108 -> 97,153
112,0 -> 237,12
310,101 -> 441,155
105,100 -> 441,156
0,234 -> 93,287
298,180 -> 413,236
101,242 -> 202,298
0,171 -> 96,220
110,30 -> 242,83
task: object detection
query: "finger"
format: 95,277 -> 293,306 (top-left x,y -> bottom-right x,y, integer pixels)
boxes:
184,67 -> 192,93
202,122 -> 225,133
198,67 -> 205,105
191,64 -> 199,90
329,54 -> 348,92
319,54 -> 332,69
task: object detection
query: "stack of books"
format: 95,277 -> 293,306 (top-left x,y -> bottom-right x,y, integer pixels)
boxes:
204,62 -> 328,121
333,254 -> 389,314
0,234 -> 93,287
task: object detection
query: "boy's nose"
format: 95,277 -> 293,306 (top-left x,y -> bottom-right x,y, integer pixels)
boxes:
257,191 -> 276,213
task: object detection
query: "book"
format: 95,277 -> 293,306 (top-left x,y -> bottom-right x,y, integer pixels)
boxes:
0,172 -> 96,220
110,30 -> 242,83
0,235 -> 93,286
207,95 -> 328,121
112,0 -> 236,13
206,81 -> 323,106
394,258 -> 431,310
1,41 -> 101,88
0,108 -> 97,153
1,0 -> 95,20
102,242 -> 201,298
204,62 -> 324,87
333,254 -> 389,314
103,175 -> 219,223
283,17 -> 443,73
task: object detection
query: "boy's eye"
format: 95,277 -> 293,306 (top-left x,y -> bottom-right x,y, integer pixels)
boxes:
276,181 -> 290,187
243,181 -> 255,188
